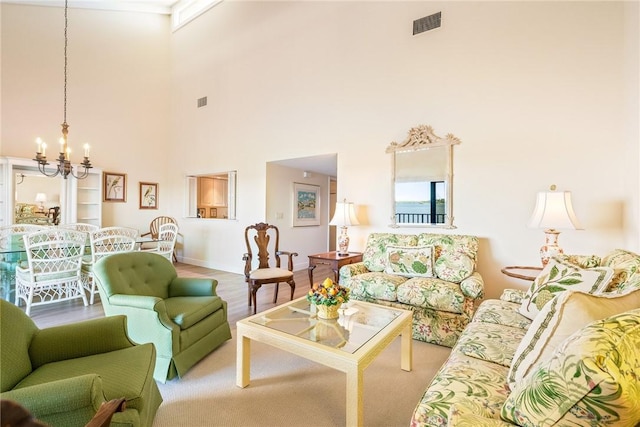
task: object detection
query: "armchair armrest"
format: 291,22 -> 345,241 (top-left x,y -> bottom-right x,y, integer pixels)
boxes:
169,277 -> 218,297
500,288 -> 526,303
1,374 -> 105,419
29,316 -> 134,368
447,403 -> 514,426
108,294 -> 163,310
338,262 -> 370,287
276,250 -> 298,271
460,272 -> 484,300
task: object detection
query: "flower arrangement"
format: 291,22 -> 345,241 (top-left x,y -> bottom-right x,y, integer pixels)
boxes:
307,277 -> 350,307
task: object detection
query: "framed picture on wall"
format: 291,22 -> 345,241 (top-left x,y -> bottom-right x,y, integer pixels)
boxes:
197,208 -> 205,218
292,182 -> 320,227
103,172 -> 126,202
139,182 -> 158,209
210,208 -> 217,218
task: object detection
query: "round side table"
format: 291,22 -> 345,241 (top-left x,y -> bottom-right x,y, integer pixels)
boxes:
501,266 -> 543,281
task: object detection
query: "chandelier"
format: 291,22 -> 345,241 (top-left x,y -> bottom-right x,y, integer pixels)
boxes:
33,0 -> 92,179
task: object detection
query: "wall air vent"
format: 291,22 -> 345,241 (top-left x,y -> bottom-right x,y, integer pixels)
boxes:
413,12 -> 441,35
197,96 -> 207,108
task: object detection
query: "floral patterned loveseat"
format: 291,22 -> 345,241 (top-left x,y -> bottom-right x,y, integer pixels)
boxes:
339,232 -> 484,347
411,249 -> 640,426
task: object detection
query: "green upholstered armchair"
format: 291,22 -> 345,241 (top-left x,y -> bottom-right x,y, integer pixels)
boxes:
0,300 -> 162,427
93,252 -> 232,383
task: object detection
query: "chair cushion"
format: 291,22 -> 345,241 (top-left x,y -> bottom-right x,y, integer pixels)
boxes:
0,301 -> 38,392
517,257 -> 614,320
396,277 -> 466,314
502,309 -> 640,426
164,296 -> 223,329
249,267 -> 293,281
13,344 -> 155,411
417,233 -> 479,283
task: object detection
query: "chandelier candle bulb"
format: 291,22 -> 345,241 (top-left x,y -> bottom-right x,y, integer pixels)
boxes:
36,138 -> 42,153
41,142 -> 46,156
83,144 -> 90,157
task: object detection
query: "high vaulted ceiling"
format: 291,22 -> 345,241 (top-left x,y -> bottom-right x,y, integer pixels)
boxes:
0,1 -> 181,14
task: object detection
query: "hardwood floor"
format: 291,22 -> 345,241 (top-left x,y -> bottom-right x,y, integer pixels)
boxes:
27,262 -> 335,329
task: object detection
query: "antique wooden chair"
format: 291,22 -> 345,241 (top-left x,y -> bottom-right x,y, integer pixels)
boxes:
243,222 -> 298,314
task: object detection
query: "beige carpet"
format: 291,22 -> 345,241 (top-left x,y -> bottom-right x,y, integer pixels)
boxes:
153,330 -> 450,427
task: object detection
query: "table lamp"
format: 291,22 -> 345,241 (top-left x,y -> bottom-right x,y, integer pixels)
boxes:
329,199 -> 360,256
35,193 -> 47,212
527,185 -> 583,266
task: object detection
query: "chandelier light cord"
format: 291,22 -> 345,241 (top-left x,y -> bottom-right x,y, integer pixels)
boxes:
63,0 -> 68,127
32,0 -> 92,179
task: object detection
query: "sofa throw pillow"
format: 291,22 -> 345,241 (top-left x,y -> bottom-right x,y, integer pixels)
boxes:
517,258 -> 614,320
502,309 -> 640,426
384,245 -> 434,278
600,248 -> 640,293
554,253 -> 601,268
433,251 -> 475,283
362,233 -> 418,272
507,288 -> 640,389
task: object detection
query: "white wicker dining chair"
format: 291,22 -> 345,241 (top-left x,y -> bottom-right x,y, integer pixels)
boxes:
15,228 -> 87,316
0,224 -> 48,302
142,223 -> 178,263
81,226 -> 138,304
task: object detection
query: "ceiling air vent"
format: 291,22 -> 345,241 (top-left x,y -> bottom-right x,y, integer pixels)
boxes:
413,12 -> 441,35
197,96 -> 207,108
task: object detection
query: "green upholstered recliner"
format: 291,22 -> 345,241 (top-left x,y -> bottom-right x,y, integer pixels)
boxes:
93,252 -> 232,383
0,299 -> 162,427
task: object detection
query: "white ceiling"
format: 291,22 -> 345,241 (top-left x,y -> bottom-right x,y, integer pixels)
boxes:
271,154 -> 337,178
0,1 -> 181,14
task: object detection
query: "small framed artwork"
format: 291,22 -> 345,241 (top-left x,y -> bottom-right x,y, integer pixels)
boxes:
139,182 -> 158,209
103,172 -> 126,202
292,182 -> 320,227
197,208 -> 205,218
210,208 -> 217,218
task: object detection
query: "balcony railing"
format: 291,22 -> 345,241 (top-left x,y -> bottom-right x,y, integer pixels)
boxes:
395,212 -> 446,224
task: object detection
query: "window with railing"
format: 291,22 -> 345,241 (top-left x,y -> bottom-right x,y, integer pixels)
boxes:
395,181 -> 445,224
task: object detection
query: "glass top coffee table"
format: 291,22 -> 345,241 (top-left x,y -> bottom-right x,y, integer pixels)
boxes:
236,297 -> 413,427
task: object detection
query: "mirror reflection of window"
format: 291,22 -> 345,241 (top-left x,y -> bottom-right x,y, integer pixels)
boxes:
185,171 -> 237,220
387,125 -> 460,229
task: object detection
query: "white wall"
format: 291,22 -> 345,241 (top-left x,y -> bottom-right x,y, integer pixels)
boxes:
2,2 -> 638,298
0,4 -> 171,235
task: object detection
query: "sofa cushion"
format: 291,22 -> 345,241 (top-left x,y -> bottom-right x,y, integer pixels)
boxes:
411,351 -> 510,427
164,296 -> 223,329
473,299 -> 532,330
455,321 -> 527,367
362,233 -> 418,272
517,257 -> 613,320
397,277 -> 466,314
554,253 -> 601,268
384,245 -> 434,278
347,272 -> 407,302
417,233 -> 478,283
502,309 -> 640,426
508,288 -> 640,389
601,248 -> 640,293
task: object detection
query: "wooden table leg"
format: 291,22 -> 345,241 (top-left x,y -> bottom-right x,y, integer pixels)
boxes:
346,365 -> 364,427
236,333 -> 251,388
307,264 -> 316,287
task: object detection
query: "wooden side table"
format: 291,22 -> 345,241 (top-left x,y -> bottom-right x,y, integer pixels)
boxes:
308,251 -> 363,286
501,266 -> 543,281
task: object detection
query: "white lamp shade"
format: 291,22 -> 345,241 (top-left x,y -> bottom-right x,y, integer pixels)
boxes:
329,202 -> 360,227
528,191 -> 583,230
35,193 -> 47,203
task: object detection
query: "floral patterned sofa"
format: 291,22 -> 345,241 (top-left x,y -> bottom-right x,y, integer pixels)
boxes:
339,232 -> 484,347
411,249 -> 640,426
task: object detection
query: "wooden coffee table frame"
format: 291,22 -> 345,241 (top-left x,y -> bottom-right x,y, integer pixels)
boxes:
236,298 -> 413,427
